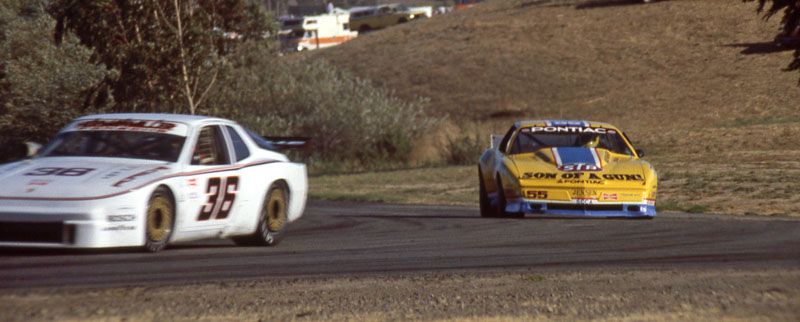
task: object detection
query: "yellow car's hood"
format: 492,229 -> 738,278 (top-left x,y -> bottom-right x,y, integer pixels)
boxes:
510,147 -> 650,188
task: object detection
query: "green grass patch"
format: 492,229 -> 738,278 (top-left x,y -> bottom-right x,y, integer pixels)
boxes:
309,165 -> 478,206
655,200 -> 685,212
685,204 -> 710,214
309,192 -> 404,204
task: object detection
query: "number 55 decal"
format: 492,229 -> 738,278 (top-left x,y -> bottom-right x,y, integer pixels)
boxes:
198,176 -> 239,221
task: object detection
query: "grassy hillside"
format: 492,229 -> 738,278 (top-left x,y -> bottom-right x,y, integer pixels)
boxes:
308,0 -> 800,216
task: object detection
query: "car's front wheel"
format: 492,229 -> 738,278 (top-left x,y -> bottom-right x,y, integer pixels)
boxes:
144,186 -> 174,252
479,167 -> 496,218
495,175 -> 524,219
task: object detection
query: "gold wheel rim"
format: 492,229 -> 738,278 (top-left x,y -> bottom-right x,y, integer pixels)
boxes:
147,195 -> 172,242
266,189 -> 287,232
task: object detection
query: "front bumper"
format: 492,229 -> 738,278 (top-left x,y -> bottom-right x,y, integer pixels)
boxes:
0,199 -> 144,249
505,198 -> 656,218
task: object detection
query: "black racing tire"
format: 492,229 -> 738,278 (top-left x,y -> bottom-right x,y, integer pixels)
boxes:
496,175 -> 524,219
359,25 -> 371,33
235,182 -> 289,247
479,167 -> 497,218
144,186 -> 174,252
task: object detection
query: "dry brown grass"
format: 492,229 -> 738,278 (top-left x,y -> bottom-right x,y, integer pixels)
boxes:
306,0 -> 800,216
4,269 -> 798,321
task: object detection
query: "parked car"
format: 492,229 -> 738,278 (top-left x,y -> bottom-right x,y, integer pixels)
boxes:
349,4 -> 426,33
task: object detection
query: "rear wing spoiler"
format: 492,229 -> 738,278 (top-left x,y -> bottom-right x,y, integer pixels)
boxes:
262,136 -> 311,150
245,127 -> 311,151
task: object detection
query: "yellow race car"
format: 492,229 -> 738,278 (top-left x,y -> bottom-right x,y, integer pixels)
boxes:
478,120 -> 656,218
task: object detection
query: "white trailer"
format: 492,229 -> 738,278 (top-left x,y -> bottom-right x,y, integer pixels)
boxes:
279,11 -> 358,52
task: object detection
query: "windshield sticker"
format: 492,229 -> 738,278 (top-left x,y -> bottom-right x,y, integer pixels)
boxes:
71,119 -> 188,136
545,120 -> 590,127
530,126 -> 607,134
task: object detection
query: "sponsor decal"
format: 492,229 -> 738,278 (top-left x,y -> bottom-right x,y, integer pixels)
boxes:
187,178 -> 198,187
561,179 -> 604,184
600,174 -> 644,181
76,119 -> 176,133
526,172 -> 557,179
27,180 -> 52,186
571,189 -> 596,198
527,172 -> 645,184
102,225 -> 135,231
112,166 -> 169,187
107,214 -> 135,222
602,193 -> 618,201
552,148 -> 603,172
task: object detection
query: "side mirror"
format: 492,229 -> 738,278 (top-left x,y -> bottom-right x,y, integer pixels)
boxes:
636,149 -> 645,158
490,134 -> 503,149
25,142 -> 42,158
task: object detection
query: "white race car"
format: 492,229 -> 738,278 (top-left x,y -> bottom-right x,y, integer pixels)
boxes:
0,114 -> 308,252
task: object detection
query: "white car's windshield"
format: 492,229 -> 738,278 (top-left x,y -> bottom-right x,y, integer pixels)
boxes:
39,130 -> 185,162
510,127 -> 633,156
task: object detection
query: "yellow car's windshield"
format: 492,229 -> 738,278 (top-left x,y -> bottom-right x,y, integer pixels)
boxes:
510,126 -> 633,156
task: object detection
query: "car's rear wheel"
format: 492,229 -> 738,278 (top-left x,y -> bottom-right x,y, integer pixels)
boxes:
144,186 -> 174,252
235,182 -> 288,247
479,167 -> 496,218
496,175 -> 524,219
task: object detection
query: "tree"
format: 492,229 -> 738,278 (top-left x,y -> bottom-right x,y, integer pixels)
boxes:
48,0 -> 275,114
1,0 -> 109,162
745,0 -> 800,84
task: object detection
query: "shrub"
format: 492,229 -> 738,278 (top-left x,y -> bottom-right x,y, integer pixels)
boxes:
205,47 -> 436,171
444,128 -> 486,165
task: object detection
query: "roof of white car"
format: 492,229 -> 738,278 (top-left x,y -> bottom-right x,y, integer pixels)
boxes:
75,113 -> 233,126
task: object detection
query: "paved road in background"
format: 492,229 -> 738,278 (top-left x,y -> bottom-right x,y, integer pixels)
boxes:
2,201 -> 799,290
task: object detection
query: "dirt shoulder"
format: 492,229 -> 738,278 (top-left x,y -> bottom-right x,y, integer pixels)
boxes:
3,268 -> 798,321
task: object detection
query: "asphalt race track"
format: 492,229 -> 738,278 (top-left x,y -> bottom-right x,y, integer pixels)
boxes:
1,200 -> 799,290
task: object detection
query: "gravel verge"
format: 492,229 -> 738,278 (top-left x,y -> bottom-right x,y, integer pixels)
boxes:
2,268 -> 798,321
